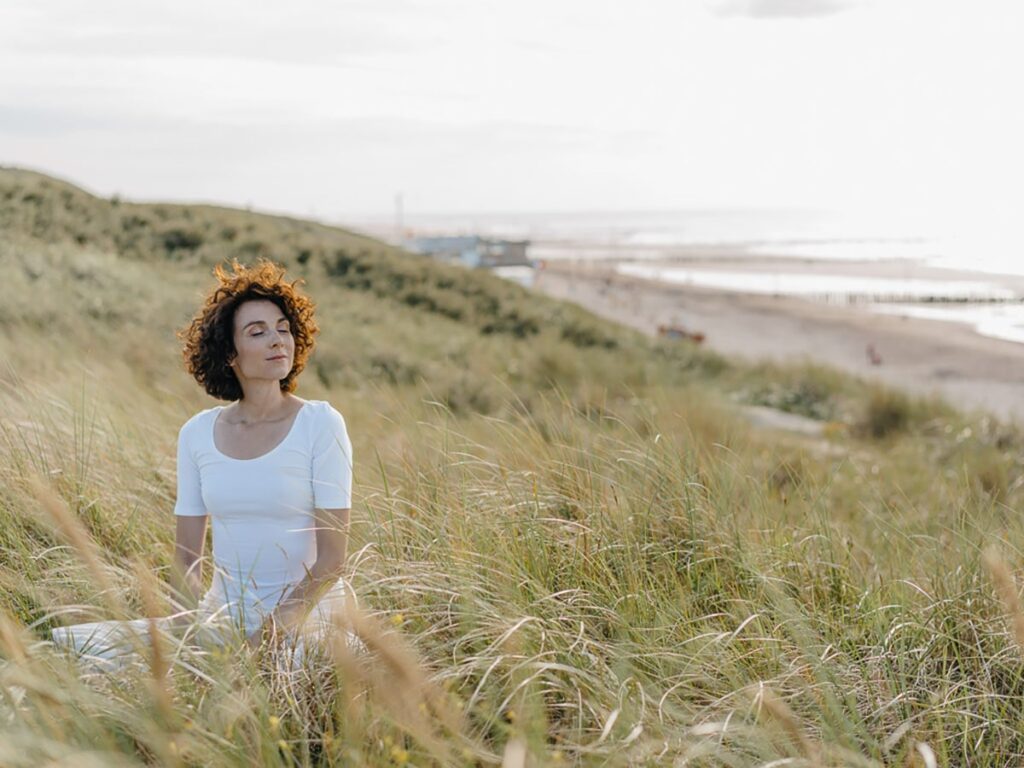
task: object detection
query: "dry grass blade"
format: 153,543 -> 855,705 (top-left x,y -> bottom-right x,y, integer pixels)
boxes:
0,610 -> 30,666
981,546 -> 1024,651
327,590 -> 467,763
133,558 -> 175,727
904,740 -> 938,768
501,735 -> 528,768
25,474 -> 124,618
755,686 -> 822,767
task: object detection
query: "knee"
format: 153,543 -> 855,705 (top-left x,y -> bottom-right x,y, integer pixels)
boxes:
49,626 -> 70,648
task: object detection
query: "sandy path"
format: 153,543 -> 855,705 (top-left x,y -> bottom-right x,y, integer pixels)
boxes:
532,260 -> 1024,423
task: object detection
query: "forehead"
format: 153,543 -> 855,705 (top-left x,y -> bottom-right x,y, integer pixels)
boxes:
233,299 -> 287,329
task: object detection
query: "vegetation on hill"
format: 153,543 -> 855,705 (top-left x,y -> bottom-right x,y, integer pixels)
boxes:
1,167 -> 623,350
2,168 -> 1024,765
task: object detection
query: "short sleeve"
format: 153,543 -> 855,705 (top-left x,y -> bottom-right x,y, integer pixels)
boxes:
173,421 -> 207,517
311,404 -> 353,509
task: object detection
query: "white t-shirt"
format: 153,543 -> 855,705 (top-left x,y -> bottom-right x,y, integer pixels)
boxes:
174,398 -> 353,634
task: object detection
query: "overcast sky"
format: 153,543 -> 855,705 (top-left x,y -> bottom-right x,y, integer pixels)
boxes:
2,0 -> 1022,223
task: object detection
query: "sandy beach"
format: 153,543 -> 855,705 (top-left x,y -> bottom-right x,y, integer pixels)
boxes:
532,258 -> 1024,423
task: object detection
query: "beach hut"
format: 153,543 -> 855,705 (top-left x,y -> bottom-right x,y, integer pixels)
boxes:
406,235 -> 532,269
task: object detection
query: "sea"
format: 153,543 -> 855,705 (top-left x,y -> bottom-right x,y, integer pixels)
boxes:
343,208 -> 1024,345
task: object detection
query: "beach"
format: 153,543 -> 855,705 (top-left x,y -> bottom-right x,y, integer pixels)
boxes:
532,257 -> 1024,423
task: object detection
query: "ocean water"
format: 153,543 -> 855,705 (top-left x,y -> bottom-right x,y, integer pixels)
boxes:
614,265 -> 1016,303
869,303 -> 1024,345
379,207 -> 1021,273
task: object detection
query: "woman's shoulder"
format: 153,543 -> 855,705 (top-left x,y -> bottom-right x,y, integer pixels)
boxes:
304,398 -> 347,425
304,400 -> 349,447
178,404 -> 222,439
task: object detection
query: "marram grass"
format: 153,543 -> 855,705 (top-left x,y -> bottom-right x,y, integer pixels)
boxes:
4,167 -> 1024,764
3,375 -> 1024,766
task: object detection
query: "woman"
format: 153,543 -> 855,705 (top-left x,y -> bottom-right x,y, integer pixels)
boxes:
50,258 -> 355,672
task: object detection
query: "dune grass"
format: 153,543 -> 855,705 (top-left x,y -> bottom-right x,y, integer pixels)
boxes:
3,168 -> 1024,764
5,372 -> 1024,765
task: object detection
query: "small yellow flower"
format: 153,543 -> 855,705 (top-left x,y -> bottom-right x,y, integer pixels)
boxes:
278,739 -> 291,752
505,709 -> 517,722
268,715 -> 280,733
390,745 -> 409,764
391,613 -> 405,626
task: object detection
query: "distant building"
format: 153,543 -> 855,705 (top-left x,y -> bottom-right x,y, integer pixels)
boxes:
405,235 -> 531,269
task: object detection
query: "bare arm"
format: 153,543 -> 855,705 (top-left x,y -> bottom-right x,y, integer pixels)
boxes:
170,515 -> 208,613
248,506 -> 350,645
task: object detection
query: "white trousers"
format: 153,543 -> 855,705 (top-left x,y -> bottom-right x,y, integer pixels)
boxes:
49,576 -> 358,675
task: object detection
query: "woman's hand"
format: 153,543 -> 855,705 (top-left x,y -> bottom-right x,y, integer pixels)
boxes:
245,614 -> 284,651
243,596 -> 314,652
244,615 -> 269,651
244,628 -> 263,650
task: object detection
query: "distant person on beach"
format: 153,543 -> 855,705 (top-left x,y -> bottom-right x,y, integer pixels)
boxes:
49,258 -> 355,672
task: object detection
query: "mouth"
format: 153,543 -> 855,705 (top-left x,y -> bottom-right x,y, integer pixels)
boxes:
267,355 -> 287,361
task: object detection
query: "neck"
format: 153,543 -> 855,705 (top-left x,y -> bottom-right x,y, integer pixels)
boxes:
234,385 -> 291,421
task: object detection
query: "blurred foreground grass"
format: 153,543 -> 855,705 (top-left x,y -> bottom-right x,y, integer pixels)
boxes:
3,168 -> 1024,765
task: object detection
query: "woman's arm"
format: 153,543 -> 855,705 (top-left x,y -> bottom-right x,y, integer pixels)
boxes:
246,505 -> 350,647
172,420 -> 208,617
171,515 -> 208,612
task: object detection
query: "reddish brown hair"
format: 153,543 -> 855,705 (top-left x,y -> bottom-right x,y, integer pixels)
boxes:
177,258 -> 320,401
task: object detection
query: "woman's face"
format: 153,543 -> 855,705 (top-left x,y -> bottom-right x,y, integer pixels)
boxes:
228,299 -> 295,387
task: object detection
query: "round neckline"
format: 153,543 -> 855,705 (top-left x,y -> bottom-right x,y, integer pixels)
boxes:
211,400 -> 310,461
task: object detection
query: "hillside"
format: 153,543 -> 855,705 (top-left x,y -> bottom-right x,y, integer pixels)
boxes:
1,167 -> 627,346
3,168 -> 1024,765
0,167 -> 972,432
2,168 -> 737,414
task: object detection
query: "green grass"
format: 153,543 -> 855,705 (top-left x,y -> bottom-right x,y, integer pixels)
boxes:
2,168 -> 1024,765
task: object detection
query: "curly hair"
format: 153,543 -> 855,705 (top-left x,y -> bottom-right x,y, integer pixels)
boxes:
177,258 -> 320,401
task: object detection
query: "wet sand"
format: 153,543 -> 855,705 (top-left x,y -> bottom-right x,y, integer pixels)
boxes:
532,259 -> 1024,423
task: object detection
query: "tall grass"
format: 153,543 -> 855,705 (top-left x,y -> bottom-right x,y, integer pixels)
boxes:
4,168 -> 1024,763
3,367 -> 1024,764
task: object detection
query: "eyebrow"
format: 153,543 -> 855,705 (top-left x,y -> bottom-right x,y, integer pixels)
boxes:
242,316 -> 289,330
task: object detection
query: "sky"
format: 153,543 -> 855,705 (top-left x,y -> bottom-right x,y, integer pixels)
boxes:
2,0 -> 1023,226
